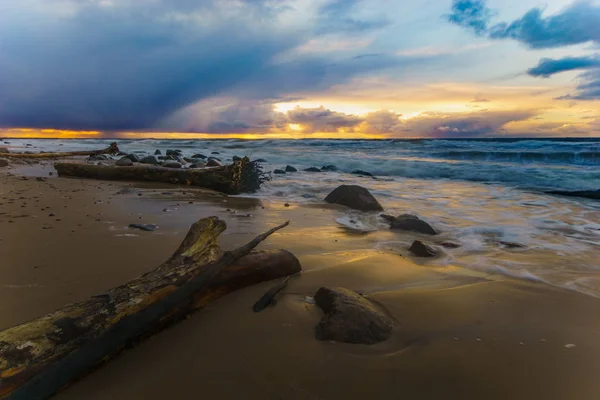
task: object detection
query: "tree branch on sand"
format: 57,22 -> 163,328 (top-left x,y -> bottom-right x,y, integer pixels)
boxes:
0,217 -> 299,400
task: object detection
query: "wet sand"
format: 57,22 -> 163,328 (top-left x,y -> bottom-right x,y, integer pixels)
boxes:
2,163 -> 600,399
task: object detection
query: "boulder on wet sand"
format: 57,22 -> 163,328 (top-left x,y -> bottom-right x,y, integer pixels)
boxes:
409,240 -> 437,257
390,214 -> 437,235
206,159 -> 222,167
116,157 -> 134,167
314,287 -> 394,344
303,167 -> 321,172
285,165 -> 297,172
0,147 -> 10,154
124,154 -> 140,162
163,161 -> 182,169
324,185 -> 384,212
351,169 -> 373,177
0,159 -> 8,167
273,169 -> 286,174
321,165 -> 338,172
139,155 -> 159,165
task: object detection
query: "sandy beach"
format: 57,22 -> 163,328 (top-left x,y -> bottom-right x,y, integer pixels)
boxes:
1,159 -> 600,400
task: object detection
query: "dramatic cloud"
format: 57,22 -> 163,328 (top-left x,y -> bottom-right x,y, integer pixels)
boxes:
558,69 -> 600,100
315,0 -> 389,34
286,106 -> 363,132
527,55 -> 600,77
448,0 -> 600,49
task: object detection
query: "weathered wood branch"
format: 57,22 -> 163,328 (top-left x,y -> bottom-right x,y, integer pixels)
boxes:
54,156 -> 268,194
3,143 -> 119,159
0,217 -> 299,400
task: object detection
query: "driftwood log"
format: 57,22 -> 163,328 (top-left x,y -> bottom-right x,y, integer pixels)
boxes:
3,143 -> 119,159
55,157 -> 266,194
0,217 -> 300,399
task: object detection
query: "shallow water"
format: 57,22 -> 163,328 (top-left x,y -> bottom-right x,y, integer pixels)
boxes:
4,137 -> 600,296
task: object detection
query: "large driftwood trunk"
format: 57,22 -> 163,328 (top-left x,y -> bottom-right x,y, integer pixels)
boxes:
0,217 -> 299,400
3,143 -> 119,159
55,157 -> 265,194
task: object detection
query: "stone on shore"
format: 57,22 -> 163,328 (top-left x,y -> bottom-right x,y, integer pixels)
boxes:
314,287 -> 394,345
303,167 -> 321,172
116,157 -> 134,167
128,223 -> 157,232
192,153 -> 207,159
163,161 -> 182,169
273,169 -> 286,174
285,165 -> 297,172
409,240 -> 437,257
166,149 -> 182,156
324,185 -> 384,212
390,214 -> 437,235
206,159 -> 222,167
139,155 -> 159,165
188,162 -> 206,168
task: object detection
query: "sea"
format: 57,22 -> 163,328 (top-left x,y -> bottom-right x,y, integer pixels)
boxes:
4,137 -> 600,296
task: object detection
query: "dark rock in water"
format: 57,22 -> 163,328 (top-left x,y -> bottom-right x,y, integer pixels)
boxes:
440,241 -> 461,249
273,169 -> 286,174
166,149 -> 182,156
409,240 -> 437,257
253,277 -> 290,312
154,149 -> 162,155
25,143 -> 33,147
285,165 -> 297,172
0,147 -> 10,154
124,153 -> 140,162
546,189 -> 600,200
380,213 -> 396,223
140,155 -> 159,165
208,156 -> 221,162
321,164 -> 338,172
390,214 -> 437,235
189,161 -> 206,168
206,159 -> 222,167
192,153 -> 207,159
232,155 -> 241,162
116,157 -> 134,167
314,287 -> 394,344
183,157 -> 196,163
211,151 -> 220,154
351,169 -> 374,177
303,167 -> 321,172
128,223 -> 157,232
324,185 -> 384,212
163,161 -> 182,169
0,159 -> 9,167
254,158 -> 267,163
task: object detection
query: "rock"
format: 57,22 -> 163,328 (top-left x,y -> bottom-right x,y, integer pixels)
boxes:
303,167 -> 321,172
208,156 -> 221,162
390,214 -> 437,235
163,161 -> 182,169
128,224 -> 157,232
25,143 -> 33,147
285,165 -> 297,172
380,213 -> 396,223
166,149 -> 182,156
324,185 -> 384,212
409,240 -> 437,257
116,157 -> 134,167
183,157 -> 196,163
206,159 -> 222,167
284,203 -> 290,207
351,169 -> 374,177
498,241 -> 526,249
321,164 -> 338,172
154,149 -> 162,155
192,154 -> 207,159
254,158 -> 267,163
314,287 -> 394,344
273,169 -> 286,174
0,147 -> 9,154
546,189 -> 600,200
211,151 -> 220,154
232,156 -> 241,162
0,159 -> 8,167
440,241 -> 461,249
139,155 -> 159,165
188,162 -> 206,168
124,154 -> 140,162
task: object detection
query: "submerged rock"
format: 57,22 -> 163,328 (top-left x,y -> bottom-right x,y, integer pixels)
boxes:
351,169 -> 374,177
409,240 -> 437,257
116,157 -> 134,167
128,223 -> 157,232
206,159 -> 222,167
321,164 -> 338,172
324,185 -> 383,212
273,169 -> 286,174
139,155 -> 159,165
285,165 -> 297,172
314,287 -> 394,344
390,214 -> 437,235
303,167 -> 321,172
163,161 -> 182,169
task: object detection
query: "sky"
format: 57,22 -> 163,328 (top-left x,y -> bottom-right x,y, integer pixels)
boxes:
0,0 -> 599,139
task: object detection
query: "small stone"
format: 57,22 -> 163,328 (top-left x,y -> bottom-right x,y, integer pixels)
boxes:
154,149 -> 162,155
128,223 -> 157,232
284,203 -> 290,207
206,159 -> 222,167
273,169 -> 286,174
192,154 -> 207,159
163,161 -> 182,169
409,240 -> 437,257
324,185 -> 383,212
285,165 -> 297,172
351,169 -> 374,177
390,214 -> 437,235
303,167 -> 321,172
116,157 -> 134,167
124,154 -> 140,162
211,151 -> 220,154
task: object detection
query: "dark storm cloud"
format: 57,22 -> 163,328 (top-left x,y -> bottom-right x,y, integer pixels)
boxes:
527,56 -> 600,77
287,106 -> 364,132
448,0 -> 600,49
0,0 -> 399,131
557,69 -> 600,100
